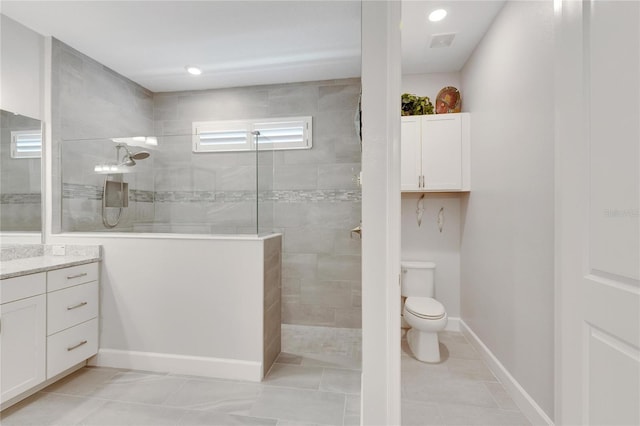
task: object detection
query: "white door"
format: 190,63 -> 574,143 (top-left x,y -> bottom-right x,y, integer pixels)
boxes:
0,294 -> 47,404
556,1 -> 640,425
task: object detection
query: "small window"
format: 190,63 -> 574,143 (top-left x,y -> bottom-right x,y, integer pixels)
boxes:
11,130 -> 42,158
193,116 -> 312,153
193,120 -> 251,152
254,118 -> 311,150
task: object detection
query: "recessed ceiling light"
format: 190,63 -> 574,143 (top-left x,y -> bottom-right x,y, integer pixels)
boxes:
428,9 -> 447,22
186,66 -> 202,76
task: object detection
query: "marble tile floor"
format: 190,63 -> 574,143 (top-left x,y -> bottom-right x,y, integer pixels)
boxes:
1,325 -> 529,426
400,329 -> 531,426
0,325 -> 362,426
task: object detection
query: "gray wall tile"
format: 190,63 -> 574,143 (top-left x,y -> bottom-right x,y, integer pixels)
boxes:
300,281 -> 353,308
53,44 -> 362,328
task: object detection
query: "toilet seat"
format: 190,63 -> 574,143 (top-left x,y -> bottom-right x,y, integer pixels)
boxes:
405,296 -> 445,320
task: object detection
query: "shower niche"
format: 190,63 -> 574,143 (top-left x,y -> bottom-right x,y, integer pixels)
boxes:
103,180 -> 129,208
59,132 -> 275,235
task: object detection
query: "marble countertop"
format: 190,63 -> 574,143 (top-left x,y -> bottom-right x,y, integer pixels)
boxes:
0,245 -> 101,280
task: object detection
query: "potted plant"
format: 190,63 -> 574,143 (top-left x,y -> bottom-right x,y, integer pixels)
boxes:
401,93 -> 434,116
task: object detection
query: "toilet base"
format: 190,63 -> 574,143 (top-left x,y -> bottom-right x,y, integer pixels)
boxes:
407,327 -> 441,363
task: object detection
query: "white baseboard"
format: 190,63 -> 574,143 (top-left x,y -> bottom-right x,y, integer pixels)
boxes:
89,349 -> 263,382
460,321 -> 554,426
445,316 -> 461,332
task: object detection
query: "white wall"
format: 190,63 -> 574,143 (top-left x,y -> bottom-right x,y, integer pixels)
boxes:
460,0 -> 554,419
401,72 -> 461,104
400,71 -> 463,319
361,1 -> 402,424
0,15 -> 43,119
49,234 -> 269,381
401,193 -> 460,318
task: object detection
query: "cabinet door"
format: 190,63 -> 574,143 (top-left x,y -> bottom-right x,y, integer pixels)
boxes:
401,116 -> 422,190
0,294 -> 46,404
421,115 -> 462,190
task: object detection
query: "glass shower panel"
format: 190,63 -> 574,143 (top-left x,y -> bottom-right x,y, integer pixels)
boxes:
60,133 -> 262,235
60,137 -> 155,232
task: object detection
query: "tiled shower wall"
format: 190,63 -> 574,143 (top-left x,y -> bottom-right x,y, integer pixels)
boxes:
263,234 -> 282,372
52,39 -> 155,232
53,38 -> 362,328
154,80 -> 363,328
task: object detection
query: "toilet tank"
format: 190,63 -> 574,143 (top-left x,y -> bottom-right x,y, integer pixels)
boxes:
401,261 -> 436,298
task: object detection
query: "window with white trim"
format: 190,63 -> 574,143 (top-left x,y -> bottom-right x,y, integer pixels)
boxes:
192,116 -> 312,153
11,130 -> 42,158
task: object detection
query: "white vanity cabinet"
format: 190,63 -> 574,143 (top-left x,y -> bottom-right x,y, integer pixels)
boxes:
0,261 -> 99,407
401,113 -> 470,192
0,273 -> 47,403
46,263 -> 99,379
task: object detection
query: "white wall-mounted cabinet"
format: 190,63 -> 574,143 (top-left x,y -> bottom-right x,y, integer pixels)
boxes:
0,262 -> 99,408
401,113 -> 470,192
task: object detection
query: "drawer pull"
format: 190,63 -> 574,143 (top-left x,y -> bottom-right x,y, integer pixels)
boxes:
67,272 -> 88,280
67,301 -> 88,310
67,340 -> 88,351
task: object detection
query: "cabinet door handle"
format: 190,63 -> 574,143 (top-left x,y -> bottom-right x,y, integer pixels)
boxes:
67,272 -> 87,280
67,340 -> 88,351
67,301 -> 88,310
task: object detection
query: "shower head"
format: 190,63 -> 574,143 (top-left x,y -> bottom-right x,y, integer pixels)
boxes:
130,150 -> 150,160
116,144 -> 151,167
120,156 -> 137,167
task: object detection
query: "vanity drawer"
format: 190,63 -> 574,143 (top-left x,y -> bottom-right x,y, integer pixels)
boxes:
47,281 -> 98,336
47,318 -> 98,379
0,272 -> 46,304
47,263 -> 98,292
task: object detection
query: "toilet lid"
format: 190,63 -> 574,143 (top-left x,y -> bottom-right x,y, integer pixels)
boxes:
405,297 -> 446,320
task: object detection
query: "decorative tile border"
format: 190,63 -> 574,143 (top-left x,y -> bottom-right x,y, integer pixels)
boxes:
264,190 -> 361,203
63,184 -> 102,200
154,191 -> 217,203
0,193 -> 42,204
63,183 -> 154,203
131,189 -> 155,203
61,183 -> 362,203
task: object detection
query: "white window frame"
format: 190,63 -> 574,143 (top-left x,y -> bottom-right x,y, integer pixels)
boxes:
10,130 -> 42,159
192,116 -> 312,153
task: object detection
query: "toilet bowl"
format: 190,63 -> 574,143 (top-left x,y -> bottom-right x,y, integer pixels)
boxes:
401,261 -> 447,363
403,296 -> 447,363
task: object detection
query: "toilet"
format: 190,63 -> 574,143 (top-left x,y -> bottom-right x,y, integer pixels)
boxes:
401,261 -> 448,363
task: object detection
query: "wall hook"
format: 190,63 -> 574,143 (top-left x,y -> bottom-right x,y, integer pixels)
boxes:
417,194 -> 425,227
437,207 -> 445,232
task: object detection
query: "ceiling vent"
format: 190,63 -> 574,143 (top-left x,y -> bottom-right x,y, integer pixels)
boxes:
429,33 -> 456,48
